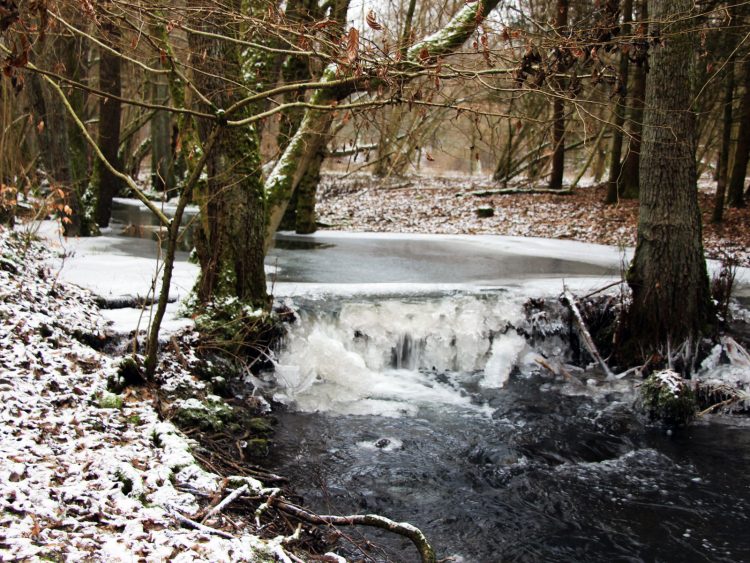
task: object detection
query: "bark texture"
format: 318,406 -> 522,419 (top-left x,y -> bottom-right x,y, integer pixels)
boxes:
626,0 -> 711,348
604,0 -> 632,204
94,19 -> 123,228
189,0 -> 268,309
727,56 -> 750,208
549,0 -> 569,190
713,62 -> 734,223
620,0 -> 648,199
150,59 -> 175,194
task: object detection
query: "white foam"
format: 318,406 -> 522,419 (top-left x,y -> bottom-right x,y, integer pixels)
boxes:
272,295 -> 526,416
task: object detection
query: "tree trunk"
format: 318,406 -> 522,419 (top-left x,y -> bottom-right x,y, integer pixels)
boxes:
28,36 -> 85,237
277,0 -> 335,234
150,54 -> 175,194
188,1 -> 268,309
604,0 -> 633,204
625,0 -> 711,349
94,20 -> 123,228
620,0 -> 648,199
549,0 -> 569,190
727,57 -> 750,208
713,61 -> 735,223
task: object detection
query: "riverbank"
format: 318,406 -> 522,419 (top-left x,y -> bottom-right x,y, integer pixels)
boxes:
315,173 -> 750,267
0,228 -> 321,561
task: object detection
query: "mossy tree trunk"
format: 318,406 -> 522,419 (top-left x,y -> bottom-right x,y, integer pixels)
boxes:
265,0 -> 502,248
625,0 -> 712,349
277,0 -> 348,234
188,0 -> 268,310
150,41 -> 175,195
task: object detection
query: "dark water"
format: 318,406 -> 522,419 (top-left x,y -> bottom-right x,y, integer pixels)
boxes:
266,371 -> 750,562
271,377 -> 750,562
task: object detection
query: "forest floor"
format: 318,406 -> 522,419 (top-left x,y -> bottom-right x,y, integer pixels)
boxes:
315,173 -> 750,267
0,228 -> 331,562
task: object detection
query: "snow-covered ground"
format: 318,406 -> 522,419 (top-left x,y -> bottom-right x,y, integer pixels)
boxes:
0,229 -> 297,561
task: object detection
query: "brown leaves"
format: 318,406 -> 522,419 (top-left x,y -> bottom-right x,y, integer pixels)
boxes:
345,27 -> 359,64
365,10 -> 382,31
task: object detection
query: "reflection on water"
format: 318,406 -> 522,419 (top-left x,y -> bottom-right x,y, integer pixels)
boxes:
111,199 -> 195,252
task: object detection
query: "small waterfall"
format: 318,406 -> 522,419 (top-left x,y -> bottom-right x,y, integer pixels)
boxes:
271,294 -> 540,416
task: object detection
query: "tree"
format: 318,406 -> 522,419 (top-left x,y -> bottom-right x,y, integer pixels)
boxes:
94,8 -> 124,228
604,0 -> 633,204
549,0 -> 569,190
625,0 -> 712,350
727,55 -> 750,209
619,0 -> 648,199
264,0 -> 503,247
187,0 -> 268,310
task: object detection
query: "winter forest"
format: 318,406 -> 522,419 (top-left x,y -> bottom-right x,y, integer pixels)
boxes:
1,0 -> 750,561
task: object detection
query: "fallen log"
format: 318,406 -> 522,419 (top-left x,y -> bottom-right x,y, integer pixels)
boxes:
470,187 -> 574,197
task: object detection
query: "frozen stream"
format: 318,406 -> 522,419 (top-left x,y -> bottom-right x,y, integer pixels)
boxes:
42,199 -> 750,562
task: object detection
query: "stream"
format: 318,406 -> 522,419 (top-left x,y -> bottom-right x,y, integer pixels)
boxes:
85,203 -> 750,561
259,233 -> 750,562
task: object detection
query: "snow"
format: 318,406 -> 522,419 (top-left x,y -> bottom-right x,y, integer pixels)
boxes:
0,229 -> 293,562
35,220 -> 199,304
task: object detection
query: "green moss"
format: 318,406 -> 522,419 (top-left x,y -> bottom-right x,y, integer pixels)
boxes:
244,438 -> 269,457
172,396 -> 235,432
97,391 -> 124,409
193,296 -> 279,357
640,370 -> 697,426
247,417 -> 273,433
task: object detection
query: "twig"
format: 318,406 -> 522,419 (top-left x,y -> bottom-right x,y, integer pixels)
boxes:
535,358 -> 584,388
272,499 -> 437,563
562,289 -> 615,378
255,488 -> 281,528
582,280 -> 625,300
697,397 -> 740,417
171,509 -> 235,539
201,484 -> 250,524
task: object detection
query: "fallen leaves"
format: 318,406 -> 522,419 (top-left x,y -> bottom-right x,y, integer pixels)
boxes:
315,173 -> 750,267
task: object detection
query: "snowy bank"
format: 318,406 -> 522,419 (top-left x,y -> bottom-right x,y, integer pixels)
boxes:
0,229 -> 294,561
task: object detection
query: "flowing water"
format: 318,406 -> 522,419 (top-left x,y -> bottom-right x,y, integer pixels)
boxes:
264,292 -> 750,562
